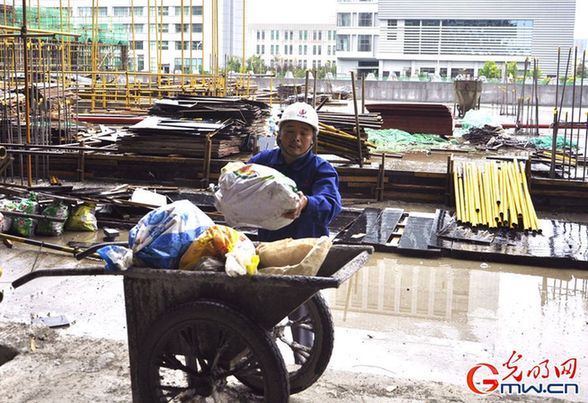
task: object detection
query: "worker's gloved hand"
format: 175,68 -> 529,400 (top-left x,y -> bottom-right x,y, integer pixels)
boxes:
282,192 -> 308,220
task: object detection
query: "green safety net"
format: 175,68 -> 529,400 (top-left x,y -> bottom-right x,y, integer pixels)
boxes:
528,135 -> 576,150
10,8 -> 128,45
366,128 -> 451,153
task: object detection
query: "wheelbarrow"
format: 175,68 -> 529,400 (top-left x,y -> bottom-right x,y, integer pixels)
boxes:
11,244 -> 373,402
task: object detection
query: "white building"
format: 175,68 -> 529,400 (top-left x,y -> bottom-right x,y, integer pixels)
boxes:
248,24 -> 337,72
42,0 -> 244,73
334,0 -> 379,77
336,0 -> 576,78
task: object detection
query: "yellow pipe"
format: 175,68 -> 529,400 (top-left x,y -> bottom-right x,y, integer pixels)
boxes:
478,167 -> 487,226
453,167 -> 461,221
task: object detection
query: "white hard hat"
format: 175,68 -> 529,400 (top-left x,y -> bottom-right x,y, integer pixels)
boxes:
279,102 -> 319,134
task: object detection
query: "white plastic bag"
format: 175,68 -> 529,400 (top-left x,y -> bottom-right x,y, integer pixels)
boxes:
214,162 -> 299,230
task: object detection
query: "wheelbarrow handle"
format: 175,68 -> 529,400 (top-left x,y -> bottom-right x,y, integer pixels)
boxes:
75,241 -> 128,260
12,267 -> 118,289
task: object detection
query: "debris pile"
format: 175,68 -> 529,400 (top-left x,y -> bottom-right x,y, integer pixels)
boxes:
315,111 -> 382,161
118,96 -> 270,158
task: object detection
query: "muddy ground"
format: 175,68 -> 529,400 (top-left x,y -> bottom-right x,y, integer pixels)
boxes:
0,321 -> 556,403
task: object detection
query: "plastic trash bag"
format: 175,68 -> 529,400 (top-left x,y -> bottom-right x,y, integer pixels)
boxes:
65,203 -> 98,232
0,200 -> 14,233
128,200 -> 214,269
97,245 -> 134,272
180,224 -> 259,276
214,162 -> 299,230
10,194 -> 38,237
37,202 -> 69,236
256,236 -> 332,276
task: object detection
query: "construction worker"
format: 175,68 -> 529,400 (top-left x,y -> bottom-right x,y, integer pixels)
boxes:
249,102 -> 342,364
249,102 -> 342,242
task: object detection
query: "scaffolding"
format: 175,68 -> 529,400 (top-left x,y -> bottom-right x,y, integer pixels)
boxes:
1,1 -> 251,115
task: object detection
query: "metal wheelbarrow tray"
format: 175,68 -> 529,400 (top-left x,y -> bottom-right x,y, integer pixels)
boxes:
12,244 -> 373,402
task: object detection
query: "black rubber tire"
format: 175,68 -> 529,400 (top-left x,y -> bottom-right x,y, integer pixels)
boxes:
238,293 -> 335,394
137,300 -> 289,403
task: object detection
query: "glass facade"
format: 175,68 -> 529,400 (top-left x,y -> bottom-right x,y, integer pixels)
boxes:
400,19 -> 533,56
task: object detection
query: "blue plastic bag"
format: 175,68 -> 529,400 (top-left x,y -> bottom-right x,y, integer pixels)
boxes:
128,200 -> 214,269
97,245 -> 133,272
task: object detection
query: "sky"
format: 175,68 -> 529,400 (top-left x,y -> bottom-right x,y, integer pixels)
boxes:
248,0 -> 588,39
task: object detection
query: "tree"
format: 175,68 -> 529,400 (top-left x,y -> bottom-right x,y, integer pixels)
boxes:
506,61 -> 518,80
225,56 -> 241,73
246,55 -> 266,74
479,61 -> 501,79
531,64 -> 542,80
576,63 -> 588,79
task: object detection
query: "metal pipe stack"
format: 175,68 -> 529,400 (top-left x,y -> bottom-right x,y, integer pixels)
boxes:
453,160 -> 540,231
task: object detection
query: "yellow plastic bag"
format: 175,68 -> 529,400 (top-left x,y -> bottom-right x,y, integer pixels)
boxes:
65,203 -> 98,232
180,225 -> 259,276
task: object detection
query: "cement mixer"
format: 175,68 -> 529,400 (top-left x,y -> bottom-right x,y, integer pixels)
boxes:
453,79 -> 483,118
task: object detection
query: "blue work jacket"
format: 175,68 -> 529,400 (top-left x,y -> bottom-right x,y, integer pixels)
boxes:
248,149 -> 342,241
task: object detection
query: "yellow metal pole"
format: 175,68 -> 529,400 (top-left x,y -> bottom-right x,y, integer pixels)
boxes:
147,0 -> 151,74
201,0 -> 205,76
269,75 -> 273,107
157,0 -> 163,95
181,0 -> 185,89
22,0 -> 33,186
241,0 -> 246,93
453,167 -> 461,221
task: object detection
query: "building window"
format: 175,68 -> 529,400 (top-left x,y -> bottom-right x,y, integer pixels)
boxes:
113,7 -> 130,17
337,13 -> 351,27
152,41 -> 168,50
336,35 -> 350,51
149,6 -> 169,16
312,45 -> 316,55
176,41 -> 191,50
130,40 -> 144,50
261,31 -> 265,40
150,23 -> 169,33
317,45 -> 321,55
174,6 -> 202,16
304,45 -> 308,55
257,31 -> 261,40
387,20 -> 398,40
299,44 -> 303,54
256,44 -> 260,54
358,13 -> 373,27
402,19 -> 533,56
137,55 -> 144,71
358,35 -> 372,52
78,7 -> 107,16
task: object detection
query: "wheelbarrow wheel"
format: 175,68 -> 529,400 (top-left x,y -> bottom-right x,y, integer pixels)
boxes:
137,300 -> 289,403
238,293 -> 334,394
